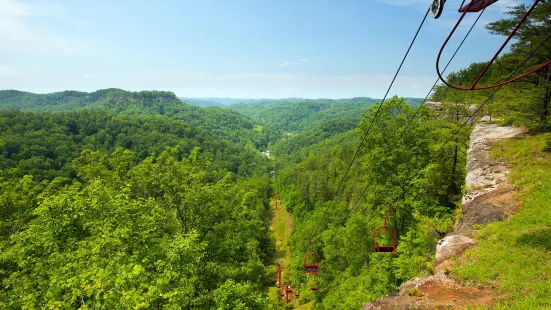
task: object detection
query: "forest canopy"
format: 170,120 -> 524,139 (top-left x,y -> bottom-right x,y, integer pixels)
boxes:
0,92 -> 276,308
1,2 -> 549,308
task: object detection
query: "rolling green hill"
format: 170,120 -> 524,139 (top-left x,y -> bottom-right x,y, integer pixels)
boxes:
0,89 -> 276,148
228,97 -> 423,134
0,91 -> 276,308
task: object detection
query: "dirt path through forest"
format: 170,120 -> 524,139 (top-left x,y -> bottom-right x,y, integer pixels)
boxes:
269,194 -> 313,309
271,194 -> 292,270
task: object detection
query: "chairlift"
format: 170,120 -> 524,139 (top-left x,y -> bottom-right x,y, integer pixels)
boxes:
372,202 -> 397,254
303,236 -> 320,274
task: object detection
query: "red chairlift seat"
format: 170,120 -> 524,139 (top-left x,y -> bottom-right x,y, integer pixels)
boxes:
304,256 -> 320,274
373,244 -> 397,253
284,284 -> 293,305
309,277 -> 320,291
303,236 -> 321,274
372,202 -> 397,254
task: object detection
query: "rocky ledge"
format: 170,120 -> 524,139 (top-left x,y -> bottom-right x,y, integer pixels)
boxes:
363,119 -> 527,309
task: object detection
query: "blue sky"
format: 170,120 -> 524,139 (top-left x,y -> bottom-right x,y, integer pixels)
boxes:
0,0 -> 522,98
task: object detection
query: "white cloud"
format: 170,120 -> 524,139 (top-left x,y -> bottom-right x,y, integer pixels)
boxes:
277,59 -> 307,67
0,0 -> 96,55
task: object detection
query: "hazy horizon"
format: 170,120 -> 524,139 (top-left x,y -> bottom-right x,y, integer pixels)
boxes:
1,0 -> 519,98
2,88 -> 424,101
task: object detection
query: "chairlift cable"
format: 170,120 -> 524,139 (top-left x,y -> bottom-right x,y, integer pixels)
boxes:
311,7 -> 431,238
400,8 -> 486,139
326,28 -> 551,246
325,8 -> 486,244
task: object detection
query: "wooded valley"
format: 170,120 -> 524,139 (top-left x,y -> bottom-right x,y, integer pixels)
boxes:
1,1 -> 550,309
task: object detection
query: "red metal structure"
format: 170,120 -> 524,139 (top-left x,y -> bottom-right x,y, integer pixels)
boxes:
458,0 -> 499,12
272,193 -> 279,210
436,0 -> 551,90
276,265 -> 283,288
372,202 -> 397,253
309,276 -> 320,291
303,236 -> 320,274
432,0 -> 499,18
285,284 -> 293,304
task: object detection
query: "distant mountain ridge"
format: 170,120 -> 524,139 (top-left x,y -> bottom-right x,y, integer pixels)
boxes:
0,88 -> 421,143
0,88 -> 276,147
0,89 -> 421,111
225,97 -> 424,134
0,88 -> 178,112
180,96 -> 424,108
179,97 -> 276,107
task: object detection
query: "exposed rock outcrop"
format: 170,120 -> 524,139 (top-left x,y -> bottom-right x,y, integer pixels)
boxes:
465,123 -> 526,189
435,235 -> 476,266
424,101 -> 442,112
435,121 -> 526,270
362,119 -> 527,309
362,276 -> 493,310
456,182 -> 515,235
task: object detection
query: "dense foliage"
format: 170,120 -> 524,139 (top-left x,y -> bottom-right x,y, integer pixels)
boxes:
273,97 -> 468,308
1,3 -> 548,307
0,102 -> 275,308
0,110 -> 270,181
229,98 -> 423,134
0,89 -> 276,147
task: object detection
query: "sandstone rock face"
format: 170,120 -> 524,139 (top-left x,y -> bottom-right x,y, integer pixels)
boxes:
425,101 -> 442,112
435,235 -> 476,266
362,277 -> 493,310
399,273 -> 453,293
362,122 -> 526,309
465,123 -> 526,189
455,123 -> 525,238
456,182 -> 516,235
434,123 -> 525,271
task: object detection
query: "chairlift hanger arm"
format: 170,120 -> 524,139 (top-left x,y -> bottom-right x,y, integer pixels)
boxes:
437,0 -> 551,91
